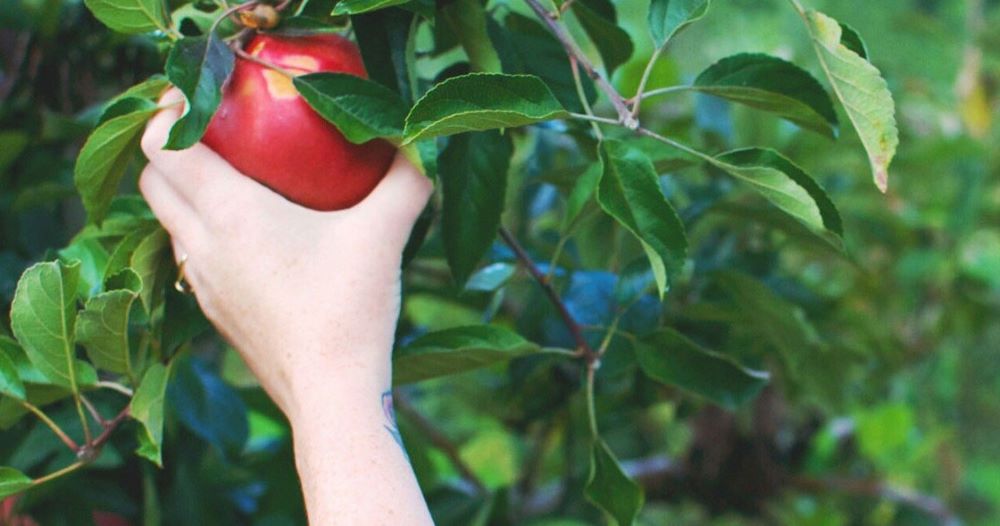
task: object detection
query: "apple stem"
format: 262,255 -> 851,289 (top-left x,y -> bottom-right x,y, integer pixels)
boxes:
230,44 -> 297,79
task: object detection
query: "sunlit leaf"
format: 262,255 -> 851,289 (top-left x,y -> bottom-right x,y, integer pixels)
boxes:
131,362 -> 171,466
803,10 -> 898,192
74,98 -> 158,224
0,467 -> 32,499
714,148 -> 842,235
403,73 -> 568,143
76,283 -> 140,377
597,140 -> 687,296
83,0 -> 167,34
0,350 -> 25,401
10,262 -> 91,391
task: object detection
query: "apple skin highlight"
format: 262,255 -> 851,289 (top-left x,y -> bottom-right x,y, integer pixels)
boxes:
204,34 -> 396,211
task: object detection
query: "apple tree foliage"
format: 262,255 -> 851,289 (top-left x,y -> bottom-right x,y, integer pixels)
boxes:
2,0 -> 999,524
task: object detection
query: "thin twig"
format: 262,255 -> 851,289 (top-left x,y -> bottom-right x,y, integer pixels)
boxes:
569,56 -> 603,140
21,401 -> 78,451
394,393 -> 488,495
87,407 -> 131,454
73,394 -> 93,446
584,364 -> 598,437
96,381 -> 134,397
523,0 -> 637,129
31,461 -> 85,487
631,85 -> 688,104
499,227 -> 596,360
232,46 -> 297,78
631,45 -> 667,118
80,395 -> 108,427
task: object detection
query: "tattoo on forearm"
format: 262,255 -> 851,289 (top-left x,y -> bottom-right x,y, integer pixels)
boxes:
381,390 -> 408,458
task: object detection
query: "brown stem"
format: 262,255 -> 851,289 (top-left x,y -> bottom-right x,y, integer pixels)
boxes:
394,393 -> 488,495
219,0 -> 259,28
791,476 -> 961,526
522,0 -> 637,129
498,227 -> 597,361
89,407 -> 130,452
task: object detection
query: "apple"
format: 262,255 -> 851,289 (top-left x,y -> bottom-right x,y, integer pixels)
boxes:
203,33 -> 395,211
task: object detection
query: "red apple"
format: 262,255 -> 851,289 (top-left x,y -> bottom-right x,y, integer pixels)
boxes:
203,33 -> 395,211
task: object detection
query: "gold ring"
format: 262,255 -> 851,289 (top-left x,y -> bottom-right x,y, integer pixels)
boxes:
174,254 -> 194,294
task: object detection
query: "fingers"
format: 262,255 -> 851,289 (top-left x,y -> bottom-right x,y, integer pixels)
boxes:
141,89 -> 281,226
354,152 -> 434,225
140,89 -> 186,156
138,165 -> 204,252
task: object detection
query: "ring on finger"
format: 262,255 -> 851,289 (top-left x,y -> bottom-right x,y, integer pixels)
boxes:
174,254 -> 194,295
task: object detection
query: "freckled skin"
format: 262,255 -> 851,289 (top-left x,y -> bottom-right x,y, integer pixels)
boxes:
203,34 -> 396,211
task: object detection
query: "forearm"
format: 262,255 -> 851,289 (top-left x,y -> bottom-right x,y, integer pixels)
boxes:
288,358 -> 432,525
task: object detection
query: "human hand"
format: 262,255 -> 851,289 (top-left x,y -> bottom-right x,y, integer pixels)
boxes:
139,90 -> 433,421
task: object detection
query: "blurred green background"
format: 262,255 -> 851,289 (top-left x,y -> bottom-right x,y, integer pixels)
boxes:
1,0 -> 998,524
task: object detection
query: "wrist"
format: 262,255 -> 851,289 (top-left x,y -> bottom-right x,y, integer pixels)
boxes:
284,352 -> 392,430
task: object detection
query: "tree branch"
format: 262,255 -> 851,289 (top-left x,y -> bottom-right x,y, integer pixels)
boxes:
498,227 -> 596,361
522,0 -> 637,129
792,476 -> 962,526
394,392 -> 488,496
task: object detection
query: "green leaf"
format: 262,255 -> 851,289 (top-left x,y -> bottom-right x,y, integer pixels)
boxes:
9,261 -> 89,391
351,9 -> 417,103
393,325 -> 541,385
0,336 -> 53,386
597,140 -> 687,297
585,439 -> 644,526
294,72 -> 409,144
690,53 -> 838,138
440,0 -> 502,73
164,34 -> 235,150
0,130 -> 30,179
83,0 -> 167,34
487,13 -> 596,114
838,22 -> 869,60
0,467 -> 33,499
804,10 -> 897,192
465,263 -> 516,293
131,362 -> 171,466
714,148 -> 842,235
440,131 -> 512,284
130,229 -> 171,316
403,73 -> 569,144
713,271 -> 822,376
647,0 -> 710,47
562,163 -> 602,230
59,236 -> 111,299
0,350 -> 26,401
74,98 -> 159,224
75,287 -> 139,377
574,0 -> 634,75
105,224 -> 159,281
331,0 -> 410,15
105,75 -> 170,110
636,328 -> 770,409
